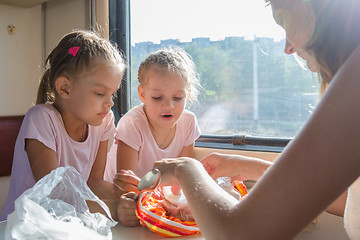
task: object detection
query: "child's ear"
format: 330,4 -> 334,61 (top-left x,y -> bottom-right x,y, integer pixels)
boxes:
55,76 -> 71,99
138,85 -> 146,103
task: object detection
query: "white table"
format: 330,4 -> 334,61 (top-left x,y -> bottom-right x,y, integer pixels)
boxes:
110,213 -> 349,240
1,212 -> 349,240
0,220 -> 205,240
111,223 -> 204,240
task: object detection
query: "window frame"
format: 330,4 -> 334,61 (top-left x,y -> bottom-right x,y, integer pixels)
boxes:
109,0 -> 290,153
109,0 -> 131,124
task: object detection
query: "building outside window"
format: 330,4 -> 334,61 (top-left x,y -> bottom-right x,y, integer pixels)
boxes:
119,0 -> 318,145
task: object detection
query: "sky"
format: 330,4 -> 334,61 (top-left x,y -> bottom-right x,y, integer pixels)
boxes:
131,0 -> 285,44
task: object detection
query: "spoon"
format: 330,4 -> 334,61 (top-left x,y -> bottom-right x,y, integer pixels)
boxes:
138,168 -> 161,192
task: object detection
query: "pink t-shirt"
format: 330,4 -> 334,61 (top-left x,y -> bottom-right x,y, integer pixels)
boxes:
0,103 -> 115,220
104,104 -> 200,180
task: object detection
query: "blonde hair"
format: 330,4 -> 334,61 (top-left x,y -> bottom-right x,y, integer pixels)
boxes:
36,30 -> 126,104
137,47 -> 201,104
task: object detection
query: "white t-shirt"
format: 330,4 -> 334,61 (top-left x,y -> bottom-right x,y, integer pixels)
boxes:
0,103 -> 115,220
104,104 -> 200,180
344,177 -> 360,239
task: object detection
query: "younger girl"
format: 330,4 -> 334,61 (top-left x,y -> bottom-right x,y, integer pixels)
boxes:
1,30 -> 126,221
104,47 -> 201,226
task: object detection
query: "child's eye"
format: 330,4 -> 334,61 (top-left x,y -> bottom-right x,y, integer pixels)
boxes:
152,97 -> 162,101
174,97 -> 184,101
96,92 -> 104,97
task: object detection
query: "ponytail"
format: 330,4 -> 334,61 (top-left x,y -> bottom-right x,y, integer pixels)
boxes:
36,69 -> 55,104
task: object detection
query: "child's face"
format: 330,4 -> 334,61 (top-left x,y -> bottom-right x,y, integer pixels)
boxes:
139,66 -> 188,130
271,0 -> 316,65
67,63 -> 123,126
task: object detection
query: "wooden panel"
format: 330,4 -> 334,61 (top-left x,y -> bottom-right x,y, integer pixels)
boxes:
0,116 -> 24,176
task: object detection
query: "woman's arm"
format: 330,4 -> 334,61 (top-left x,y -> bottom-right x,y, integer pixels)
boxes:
154,45 -> 360,240
201,152 -> 346,217
326,190 -> 347,217
201,152 -> 272,181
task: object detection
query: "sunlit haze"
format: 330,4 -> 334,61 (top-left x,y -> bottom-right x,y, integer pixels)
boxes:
131,0 -> 285,45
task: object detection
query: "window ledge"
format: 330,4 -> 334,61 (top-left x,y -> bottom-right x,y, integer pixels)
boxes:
195,134 -> 290,153
195,141 -> 284,153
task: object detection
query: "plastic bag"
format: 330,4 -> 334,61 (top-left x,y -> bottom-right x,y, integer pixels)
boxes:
216,177 -> 247,200
5,166 -> 117,240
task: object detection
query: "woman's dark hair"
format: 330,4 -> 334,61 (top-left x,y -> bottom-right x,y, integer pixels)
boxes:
307,0 -> 360,94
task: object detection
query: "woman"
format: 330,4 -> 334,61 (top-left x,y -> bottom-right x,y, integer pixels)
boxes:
153,0 -> 360,239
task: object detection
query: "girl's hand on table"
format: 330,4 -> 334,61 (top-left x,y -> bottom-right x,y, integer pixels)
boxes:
117,192 -> 140,227
113,169 -> 141,197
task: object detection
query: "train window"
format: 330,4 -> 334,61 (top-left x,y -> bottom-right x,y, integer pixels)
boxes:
110,0 -> 318,150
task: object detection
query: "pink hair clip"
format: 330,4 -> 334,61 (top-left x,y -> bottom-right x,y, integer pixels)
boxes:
69,47 -> 80,56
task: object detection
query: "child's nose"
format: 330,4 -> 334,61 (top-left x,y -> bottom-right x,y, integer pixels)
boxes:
106,96 -> 114,108
164,99 -> 174,109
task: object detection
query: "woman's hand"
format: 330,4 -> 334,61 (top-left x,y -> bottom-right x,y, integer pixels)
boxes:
113,169 -> 141,197
201,153 -> 246,180
201,152 -> 271,181
154,157 -> 201,187
116,192 -> 140,227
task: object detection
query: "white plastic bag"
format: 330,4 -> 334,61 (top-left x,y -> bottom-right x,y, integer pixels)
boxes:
5,166 -> 117,240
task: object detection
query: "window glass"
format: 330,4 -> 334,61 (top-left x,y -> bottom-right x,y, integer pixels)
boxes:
130,0 -> 318,138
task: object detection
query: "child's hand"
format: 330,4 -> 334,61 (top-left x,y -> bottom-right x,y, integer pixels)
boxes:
116,192 -> 140,227
113,169 -> 141,196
